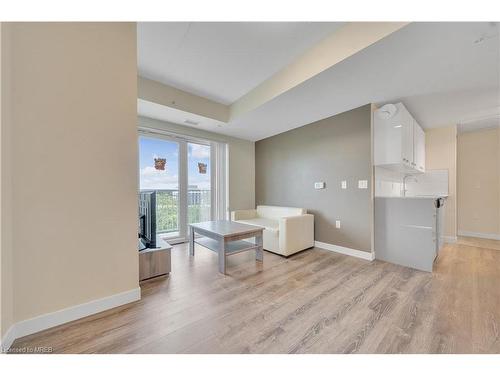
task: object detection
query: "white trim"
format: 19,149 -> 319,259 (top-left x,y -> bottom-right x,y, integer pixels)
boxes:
1,325 -> 16,353
458,231 -> 500,241
210,143 -> 217,220
1,288 -> 140,352
315,241 -> 375,261
213,141 -> 228,220
442,236 -> 457,243
224,143 -> 230,220
138,126 -> 212,146
178,140 -> 188,241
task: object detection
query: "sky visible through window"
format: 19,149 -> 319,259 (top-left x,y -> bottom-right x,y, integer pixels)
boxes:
139,136 -> 211,190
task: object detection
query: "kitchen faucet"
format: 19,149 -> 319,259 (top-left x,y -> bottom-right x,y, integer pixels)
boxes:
402,174 -> 418,197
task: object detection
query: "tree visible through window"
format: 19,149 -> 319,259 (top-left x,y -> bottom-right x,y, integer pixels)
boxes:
138,135 -> 213,237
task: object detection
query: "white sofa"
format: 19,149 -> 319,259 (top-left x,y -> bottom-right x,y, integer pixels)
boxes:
231,205 -> 314,257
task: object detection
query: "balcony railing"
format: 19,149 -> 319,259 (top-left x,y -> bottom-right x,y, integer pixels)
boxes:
144,189 -> 211,234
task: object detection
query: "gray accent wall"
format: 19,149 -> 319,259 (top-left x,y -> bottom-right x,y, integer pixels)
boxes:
255,105 -> 372,252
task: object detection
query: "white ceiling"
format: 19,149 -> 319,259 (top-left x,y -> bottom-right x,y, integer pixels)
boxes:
221,22 -> 499,140
138,22 -> 500,141
138,22 -> 344,105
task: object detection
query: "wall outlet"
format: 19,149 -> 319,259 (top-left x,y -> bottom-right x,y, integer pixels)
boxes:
335,220 -> 341,229
358,180 -> 368,189
341,180 -> 347,189
314,182 -> 326,189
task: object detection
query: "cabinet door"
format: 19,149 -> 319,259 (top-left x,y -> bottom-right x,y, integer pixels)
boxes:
401,108 -> 414,167
374,106 -> 403,166
414,122 -> 426,172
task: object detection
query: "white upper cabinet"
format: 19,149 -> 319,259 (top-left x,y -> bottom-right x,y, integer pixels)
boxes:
374,102 -> 425,173
413,120 -> 426,173
401,107 -> 414,167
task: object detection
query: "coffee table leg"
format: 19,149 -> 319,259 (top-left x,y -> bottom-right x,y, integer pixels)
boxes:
189,226 -> 195,256
218,239 -> 226,274
256,233 -> 263,262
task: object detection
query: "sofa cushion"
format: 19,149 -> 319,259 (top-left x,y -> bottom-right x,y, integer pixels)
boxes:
236,218 -> 279,235
256,205 -> 306,220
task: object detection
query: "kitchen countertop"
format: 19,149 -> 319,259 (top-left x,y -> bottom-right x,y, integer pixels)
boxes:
376,195 -> 448,199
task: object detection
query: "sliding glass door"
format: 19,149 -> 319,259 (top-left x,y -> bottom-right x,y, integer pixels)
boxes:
139,135 -> 181,238
187,142 -> 212,225
139,131 -> 224,243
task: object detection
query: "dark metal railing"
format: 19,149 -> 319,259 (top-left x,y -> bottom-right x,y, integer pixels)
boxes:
141,189 -> 211,233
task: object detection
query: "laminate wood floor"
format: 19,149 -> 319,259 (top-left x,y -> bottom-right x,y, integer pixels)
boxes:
11,239 -> 500,354
458,236 -> 500,251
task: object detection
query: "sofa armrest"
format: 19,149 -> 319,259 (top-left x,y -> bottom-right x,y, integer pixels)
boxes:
231,209 -> 257,221
279,214 -> 315,255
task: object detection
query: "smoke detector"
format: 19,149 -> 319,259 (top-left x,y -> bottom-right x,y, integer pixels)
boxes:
474,22 -> 499,44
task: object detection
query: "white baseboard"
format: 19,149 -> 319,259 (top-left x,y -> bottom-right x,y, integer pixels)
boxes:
1,325 -> 16,353
315,241 -> 375,261
442,236 -> 457,243
458,231 -> 500,241
1,287 -> 140,353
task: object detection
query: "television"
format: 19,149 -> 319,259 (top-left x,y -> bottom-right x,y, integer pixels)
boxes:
138,191 -> 157,250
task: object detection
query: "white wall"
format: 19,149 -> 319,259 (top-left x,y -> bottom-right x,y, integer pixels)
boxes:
138,116 -> 255,211
1,23 -> 139,335
374,167 -> 403,197
425,126 -> 457,239
458,128 -> 500,237
405,170 -> 449,197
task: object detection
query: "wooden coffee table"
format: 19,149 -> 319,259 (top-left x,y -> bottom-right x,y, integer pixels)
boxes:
189,220 -> 264,274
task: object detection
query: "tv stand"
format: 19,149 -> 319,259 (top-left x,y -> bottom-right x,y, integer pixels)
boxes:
139,236 -> 172,281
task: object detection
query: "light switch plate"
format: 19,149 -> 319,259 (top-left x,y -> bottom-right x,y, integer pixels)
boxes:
341,180 -> 347,189
335,220 -> 341,229
358,180 -> 368,189
314,182 -> 325,189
